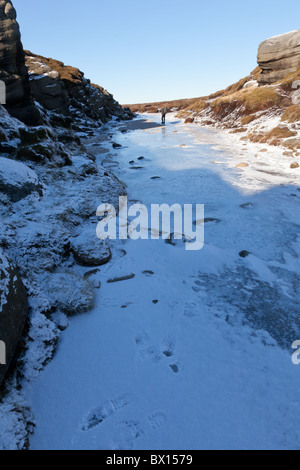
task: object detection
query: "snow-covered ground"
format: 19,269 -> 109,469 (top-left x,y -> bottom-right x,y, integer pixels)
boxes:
23,114 -> 300,450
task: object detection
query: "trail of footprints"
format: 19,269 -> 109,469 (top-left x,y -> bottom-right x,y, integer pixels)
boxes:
81,301 -> 198,448
81,393 -> 136,431
135,331 -> 183,375
134,300 -> 200,374
81,393 -> 168,450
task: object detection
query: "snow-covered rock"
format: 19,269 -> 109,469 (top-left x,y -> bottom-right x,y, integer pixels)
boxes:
0,157 -> 42,202
40,272 -> 95,316
243,80 -> 258,89
70,228 -> 112,266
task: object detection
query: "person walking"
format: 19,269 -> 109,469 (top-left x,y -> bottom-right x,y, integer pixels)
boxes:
161,107 -> 167,125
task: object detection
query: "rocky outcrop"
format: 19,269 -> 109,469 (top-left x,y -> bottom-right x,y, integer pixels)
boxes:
0,0 -> 41,125
257,29 -> 300,85
0,250 -> 28,387
25,51 -> 134,123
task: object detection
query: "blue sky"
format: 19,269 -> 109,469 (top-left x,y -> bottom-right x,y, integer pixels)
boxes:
13,0 -> 300,104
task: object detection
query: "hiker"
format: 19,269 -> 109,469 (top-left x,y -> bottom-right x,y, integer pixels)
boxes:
161,107 -> 167,125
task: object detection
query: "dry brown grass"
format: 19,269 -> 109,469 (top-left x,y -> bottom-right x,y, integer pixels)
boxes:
277,66 -> 300,91
211,86 -> 281,115
124,97 -> 206,114
123,64 -> 295,148
248,126 -> 297,146
281,105 -> 300,123
283,138 -> 300,150
177,100 -> 207,118
240,114 -> 260,125
25,50 -> 85,87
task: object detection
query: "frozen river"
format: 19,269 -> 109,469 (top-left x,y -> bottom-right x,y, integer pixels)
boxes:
26,114 -> 300,450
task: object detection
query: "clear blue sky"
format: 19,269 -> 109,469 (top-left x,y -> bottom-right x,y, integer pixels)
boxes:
13,0 -> 300,104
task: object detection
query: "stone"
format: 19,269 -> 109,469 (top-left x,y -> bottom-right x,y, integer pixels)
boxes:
142,270 -> 154,276
0,1 -> 41,125
0,157 -> 42,202
239,250 -> 250,258
107,274 -> 135,283
290,162 -> 299,169
70,229 -> 112,267
243,80 -> 258,89
257,29 -> 300,84
240,202 -> 254,209
0,249 -> 28,387
235,162 -> 249,168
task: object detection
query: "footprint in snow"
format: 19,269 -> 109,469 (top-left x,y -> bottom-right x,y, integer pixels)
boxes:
147,411 -> 168,431
135,332 -> 183,374
184,301 -> 198,318
135,333 -> 162,364
81,393 -> 136,431
113,420 -> 144,450
169,362 -> 183,374
161,334 -> 176,358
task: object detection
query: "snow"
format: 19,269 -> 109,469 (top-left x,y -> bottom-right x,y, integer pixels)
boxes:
0,110 -> 299,449
13,114 -> 299,450
0,158 -> 39,187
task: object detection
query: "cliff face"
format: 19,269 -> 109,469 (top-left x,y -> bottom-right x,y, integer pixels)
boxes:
0,250 -> 28,388
0,1 -> 132,127
25,51 -> 133,123
257,29 -> 300,85
0,0 -> 41,125
0,0 -> 134,397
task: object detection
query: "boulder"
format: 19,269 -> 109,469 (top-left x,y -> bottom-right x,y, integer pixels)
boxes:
0,157 -> 42,202
70,229 -> 112,266
257,29 -> 300,84
0,0 -> 41,125
0,250 -> 28,387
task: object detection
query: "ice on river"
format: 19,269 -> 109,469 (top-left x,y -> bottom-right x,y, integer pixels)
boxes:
25,114 -> 300,450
